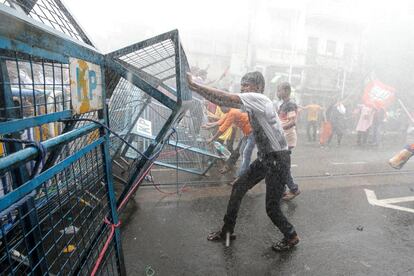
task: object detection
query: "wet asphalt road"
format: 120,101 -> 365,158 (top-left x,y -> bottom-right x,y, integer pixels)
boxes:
120,140 -> 414,275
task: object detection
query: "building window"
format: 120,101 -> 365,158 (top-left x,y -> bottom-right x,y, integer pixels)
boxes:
307,37 -> 319,55
343,43 -> 353,59
326,40 -> 336,56
306,37 -> 319,65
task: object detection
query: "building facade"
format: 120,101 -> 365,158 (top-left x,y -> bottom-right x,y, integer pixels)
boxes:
185,0 -> 368,105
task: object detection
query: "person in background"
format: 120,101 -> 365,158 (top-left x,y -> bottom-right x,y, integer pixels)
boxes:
326,100 -> 347,147
190,67 -> 210,135
276,82 -> 300,201
370,106 -> 386,146
355,103 -> 375,147
213,106 -> 235,150
303,102 -> 322,142
203,107 -> 254,176
187,71 -> 300,251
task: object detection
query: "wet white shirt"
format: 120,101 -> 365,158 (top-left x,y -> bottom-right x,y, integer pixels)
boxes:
239,93 -> 288,153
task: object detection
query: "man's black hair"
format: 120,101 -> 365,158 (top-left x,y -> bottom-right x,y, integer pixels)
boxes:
241,71 -> 265,93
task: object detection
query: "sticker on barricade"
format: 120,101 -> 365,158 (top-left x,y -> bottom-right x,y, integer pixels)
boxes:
70,58 -> 103,114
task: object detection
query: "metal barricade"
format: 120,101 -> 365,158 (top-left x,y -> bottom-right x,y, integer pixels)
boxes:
106,36 -> 221,177
0,1 -> 223,275
0,1 -> 123,274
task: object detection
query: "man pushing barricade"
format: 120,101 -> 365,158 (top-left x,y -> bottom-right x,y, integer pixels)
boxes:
187,71 -> 299,251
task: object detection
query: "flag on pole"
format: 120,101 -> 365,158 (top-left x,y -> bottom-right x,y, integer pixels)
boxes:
362,80 -> 395,109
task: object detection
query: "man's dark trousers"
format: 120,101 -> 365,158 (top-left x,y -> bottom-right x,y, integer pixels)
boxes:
222,150 -> 296,239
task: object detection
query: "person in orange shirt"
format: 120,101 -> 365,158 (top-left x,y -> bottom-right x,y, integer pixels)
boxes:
203,107 -> 255,176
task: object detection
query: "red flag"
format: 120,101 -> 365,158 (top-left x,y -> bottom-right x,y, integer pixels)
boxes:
362,80 -> 395,109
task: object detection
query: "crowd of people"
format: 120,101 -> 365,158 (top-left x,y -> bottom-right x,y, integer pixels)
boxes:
192,68 -> 405,162
187,68 -> 412,253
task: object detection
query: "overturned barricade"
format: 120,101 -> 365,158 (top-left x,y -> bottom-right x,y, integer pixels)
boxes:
0,1 -> 221,274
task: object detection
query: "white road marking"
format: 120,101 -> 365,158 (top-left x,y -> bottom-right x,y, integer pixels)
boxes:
332,161 -> 367,165
291,164 -> 298,168
364,189 -> 414,214
380,196 -> 414,204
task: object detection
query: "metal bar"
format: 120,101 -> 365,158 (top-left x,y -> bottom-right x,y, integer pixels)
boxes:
116,158 -> 154,209
53,0 -> 95,46
130,133 -> 221,159
0,122 -> 99,174
0,36 -> 68,64
29,55 -> 37,116
0,59 -> 15,120
99,67 -> 126,274
173,34 -> 182,104
104,67 -> 122,99
398,98 -> 414,123
117,106 -> 182,206
179,46 -> 192,101
0,110 -> 72,135
100,129 -> 126,274
107,29 -> 178,59
152,66 -> 175,78
39,116 -> 76,172
0,4 -> 102,64
201,159 -> 217,175
116,59 -> 177,97
113,174 -> 127,185
0,55 -> 48,274
159,74 -> 176,83
105,57 -> 177,110
139,54 -> 175,70
18,195 -> 48,274
15,0 -> 38,14
114,97 -> 151,158
154,160 -> 206,175
0,137 -> 105,212
158,82 -> 177,97
119,133 -> 136,158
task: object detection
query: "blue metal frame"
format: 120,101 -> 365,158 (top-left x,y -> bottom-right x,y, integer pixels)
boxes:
0,3 -> 125,274
0,110 -> 72,135
0,5 -> 101,64
0,54 -> 48,274
105,58 -> 177,110
105,29 -> 194,207
0,136 -> 104,212
0,1 -> 219,273
129,132 -> 222,159
154,160 -> 216,176
0,123 -> 99,174
98,69 -> 126,274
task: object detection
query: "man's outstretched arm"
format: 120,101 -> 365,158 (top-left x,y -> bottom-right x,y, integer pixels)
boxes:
187,73 -> 242,108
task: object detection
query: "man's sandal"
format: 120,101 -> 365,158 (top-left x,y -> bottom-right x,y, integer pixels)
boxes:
219,165 -> 232,174
207,230 -> 236,242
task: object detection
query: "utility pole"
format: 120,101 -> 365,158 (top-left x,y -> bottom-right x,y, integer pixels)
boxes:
341,70 -> 347,99
245,0 -> 256,71
288,4 -> 305,84
288,9 -> 299,83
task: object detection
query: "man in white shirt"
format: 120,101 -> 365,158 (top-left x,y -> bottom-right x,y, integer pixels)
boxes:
187,71 -> 299,251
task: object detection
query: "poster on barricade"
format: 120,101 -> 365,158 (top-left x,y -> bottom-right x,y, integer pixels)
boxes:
69,58 -> 103,114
